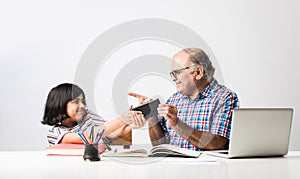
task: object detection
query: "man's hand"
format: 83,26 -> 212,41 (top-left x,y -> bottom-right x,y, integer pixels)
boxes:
128,92 -> 151,104
157,104 -> 178,128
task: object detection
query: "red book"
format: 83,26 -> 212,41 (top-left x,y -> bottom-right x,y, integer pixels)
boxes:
46,144 -> 85,156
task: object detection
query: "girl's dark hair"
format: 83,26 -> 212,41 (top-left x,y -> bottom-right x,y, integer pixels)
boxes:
41,83 -> 86,126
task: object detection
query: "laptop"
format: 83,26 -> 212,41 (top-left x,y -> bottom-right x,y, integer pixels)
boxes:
204,108 -> 293,158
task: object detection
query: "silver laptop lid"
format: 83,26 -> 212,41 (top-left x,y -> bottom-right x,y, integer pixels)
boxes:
228,108 -> 293,158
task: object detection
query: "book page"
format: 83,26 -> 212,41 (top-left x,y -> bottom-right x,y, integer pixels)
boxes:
102,145 -> 149,157
150,144 -> 201,158
102,144 -> 201,158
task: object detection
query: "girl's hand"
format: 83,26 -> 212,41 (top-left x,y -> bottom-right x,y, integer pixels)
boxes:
119,110 -> 146,129
120,111 -> 134,124
120,110 -> 143,125
130,112 -> 146,129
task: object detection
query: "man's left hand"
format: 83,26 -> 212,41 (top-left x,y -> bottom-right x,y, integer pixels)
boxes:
157,104 -> 178,128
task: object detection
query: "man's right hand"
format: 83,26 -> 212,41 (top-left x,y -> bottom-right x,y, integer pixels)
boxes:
128,92 -> 151,104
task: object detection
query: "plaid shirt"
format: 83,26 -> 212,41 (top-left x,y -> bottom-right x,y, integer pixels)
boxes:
160,79 -> 239,151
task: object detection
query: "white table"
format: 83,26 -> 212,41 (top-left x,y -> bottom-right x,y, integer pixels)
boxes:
0,151 -> 299,179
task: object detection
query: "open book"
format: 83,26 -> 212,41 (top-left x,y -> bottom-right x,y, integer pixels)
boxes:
46,144 -> 201,158
102,144 -> 201,158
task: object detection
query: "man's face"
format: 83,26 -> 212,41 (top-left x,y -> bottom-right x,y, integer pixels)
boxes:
171,51 -> 198,96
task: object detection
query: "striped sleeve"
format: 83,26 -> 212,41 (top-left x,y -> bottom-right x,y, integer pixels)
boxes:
47,126 -> 70,146
79,110 -> 106,134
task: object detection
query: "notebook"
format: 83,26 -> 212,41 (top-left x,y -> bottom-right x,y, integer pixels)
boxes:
204,108 -> 293,158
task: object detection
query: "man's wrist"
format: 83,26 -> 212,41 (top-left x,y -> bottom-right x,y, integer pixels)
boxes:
173,119 -> 193,139
147,116 -> 159,127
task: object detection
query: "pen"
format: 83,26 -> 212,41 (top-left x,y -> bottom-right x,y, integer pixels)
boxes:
93,133 -> 100,144
105,143 -> 112,151
78,132 -> 87,144
90,126 -> 94,143
77,128 -> 87,144
81,130 -> 92,144
94,128 -> 105,144
102,137 -> 112,151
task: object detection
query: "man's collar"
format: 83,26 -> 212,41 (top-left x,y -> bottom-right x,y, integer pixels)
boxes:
180,78 -> 218,100
195,78 -> 218,100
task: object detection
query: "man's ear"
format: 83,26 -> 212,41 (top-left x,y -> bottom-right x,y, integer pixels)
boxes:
196,66 -> 204,79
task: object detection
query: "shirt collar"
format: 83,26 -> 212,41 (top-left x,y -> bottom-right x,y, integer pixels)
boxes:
180,78 -> 218,100
195,78 -> 218,100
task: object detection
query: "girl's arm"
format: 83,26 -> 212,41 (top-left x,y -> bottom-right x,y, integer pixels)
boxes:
60,132 -> 84,144
61,111 -> 144,143
103,111 -> 146,138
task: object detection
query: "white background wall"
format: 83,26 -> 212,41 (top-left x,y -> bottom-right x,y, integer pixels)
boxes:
0,0 -> 299,150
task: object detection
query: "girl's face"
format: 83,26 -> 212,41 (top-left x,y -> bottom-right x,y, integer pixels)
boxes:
66,94 -> 86,122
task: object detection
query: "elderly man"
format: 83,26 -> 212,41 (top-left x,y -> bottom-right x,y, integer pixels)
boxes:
129,48 -> 239,151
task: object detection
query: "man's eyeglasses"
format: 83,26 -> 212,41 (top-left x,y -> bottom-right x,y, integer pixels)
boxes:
170,66 -> 195,79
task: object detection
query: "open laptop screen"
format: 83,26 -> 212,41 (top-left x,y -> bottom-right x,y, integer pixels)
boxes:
205,108 -> 293,158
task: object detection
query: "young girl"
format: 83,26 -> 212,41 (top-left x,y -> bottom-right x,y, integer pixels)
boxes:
41,83 -> 145,153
